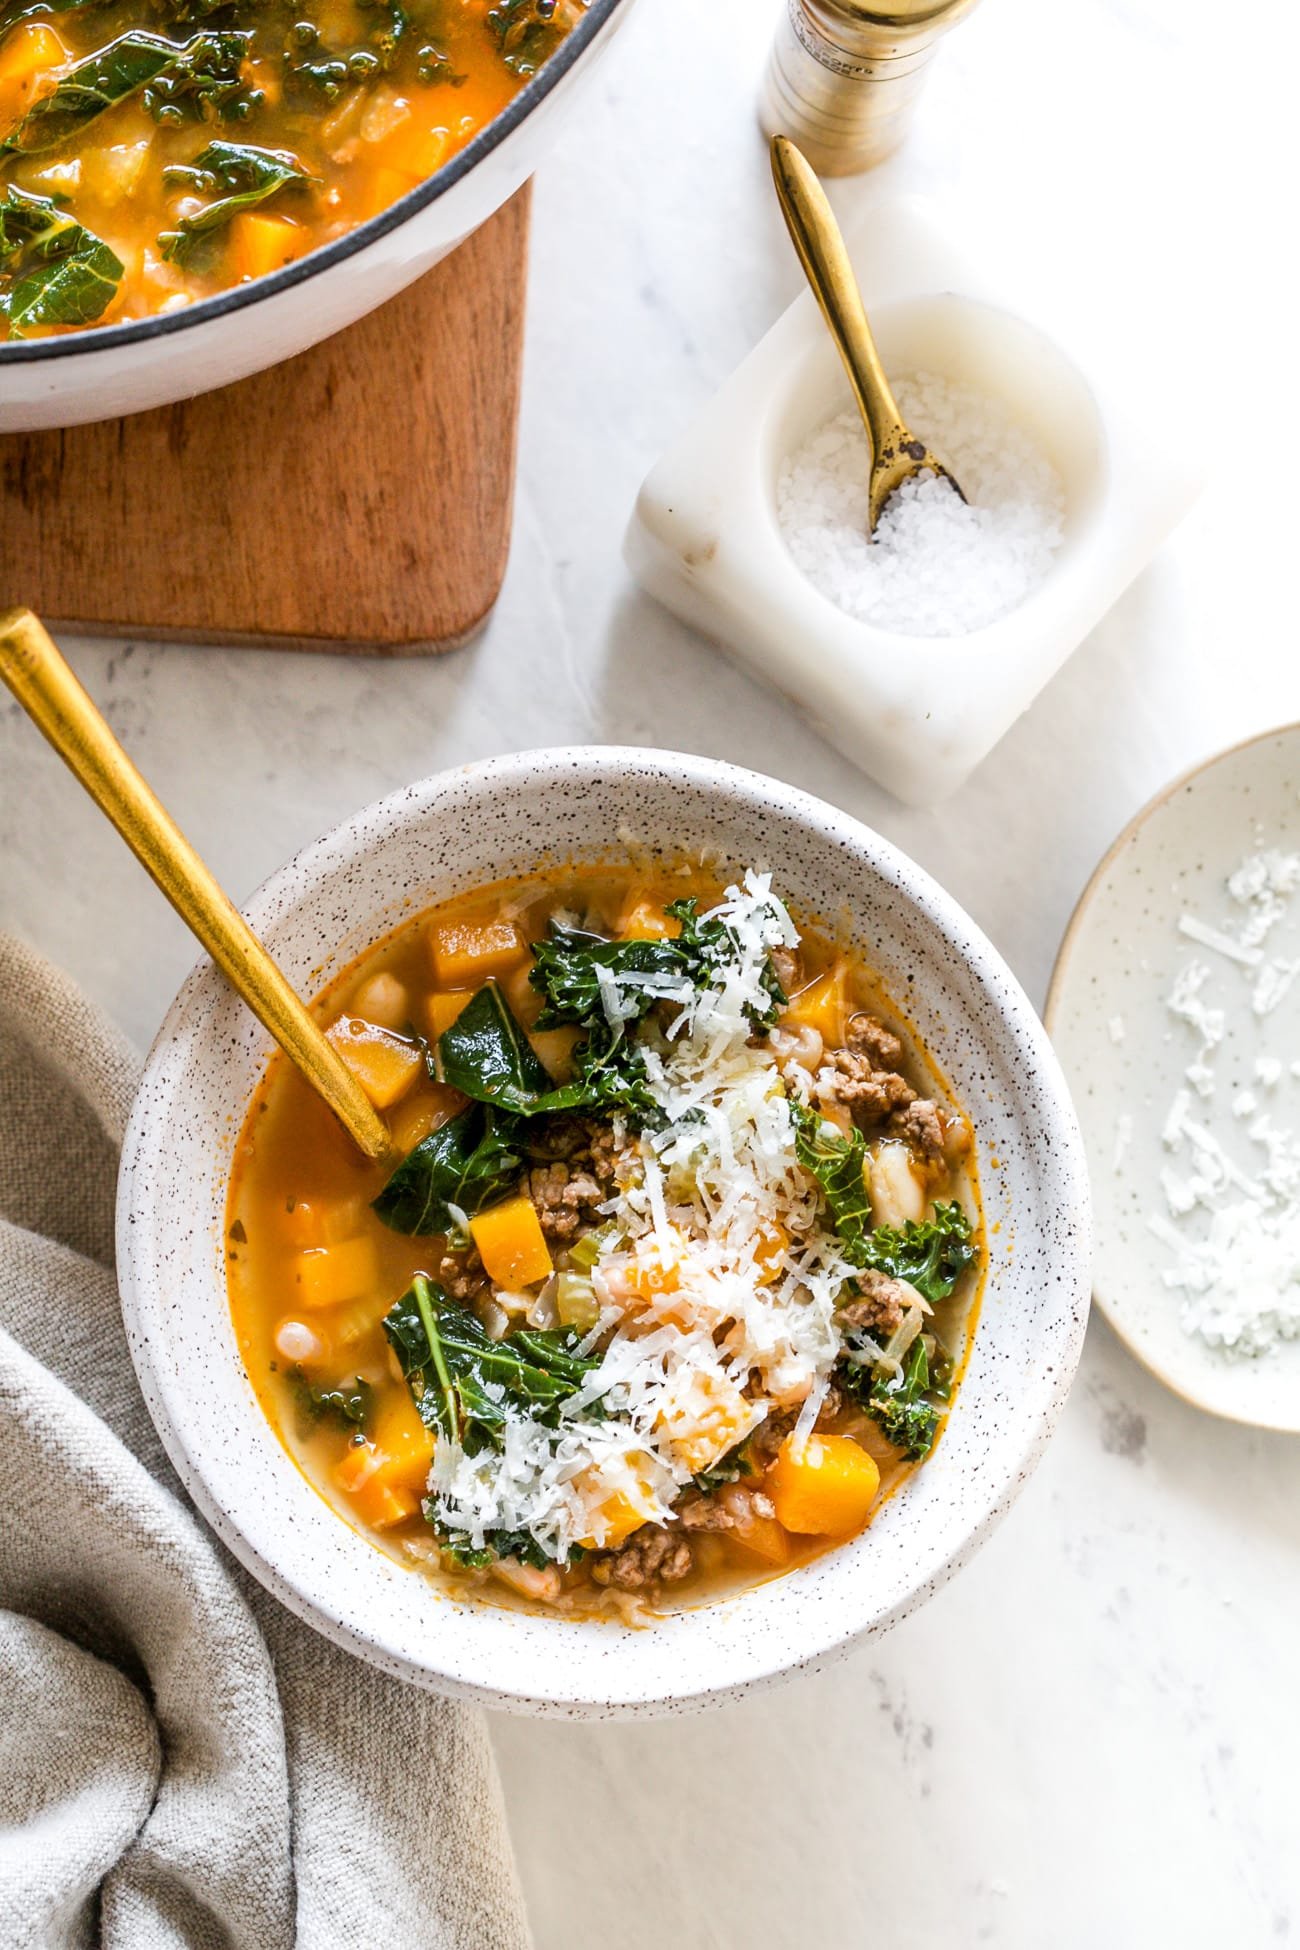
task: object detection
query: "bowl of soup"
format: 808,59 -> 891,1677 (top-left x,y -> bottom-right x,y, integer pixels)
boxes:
117,748 -> 1091,1715
0,0 -> 636,428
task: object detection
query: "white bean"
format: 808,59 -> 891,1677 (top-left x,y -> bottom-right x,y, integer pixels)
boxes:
869,1140 -> 927,1227
491,1558 -> 563,1604
274,1318 -> 322,1363
349,971 -> 409,1031
769,1022 -> 824,1075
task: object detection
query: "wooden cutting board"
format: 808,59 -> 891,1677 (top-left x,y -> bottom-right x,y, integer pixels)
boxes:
0,184 -> 531,653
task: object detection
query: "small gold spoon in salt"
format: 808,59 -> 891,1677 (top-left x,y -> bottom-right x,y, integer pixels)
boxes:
770,134 -> 965,534
0,607 -> 393,1162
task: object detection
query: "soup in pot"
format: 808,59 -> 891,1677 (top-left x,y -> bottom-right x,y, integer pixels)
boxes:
0,0 -> 583,336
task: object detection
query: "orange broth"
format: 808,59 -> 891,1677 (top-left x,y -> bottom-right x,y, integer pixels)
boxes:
225,865 -> 984,1618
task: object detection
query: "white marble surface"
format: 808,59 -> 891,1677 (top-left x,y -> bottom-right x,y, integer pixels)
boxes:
3,0 -> 1299,1942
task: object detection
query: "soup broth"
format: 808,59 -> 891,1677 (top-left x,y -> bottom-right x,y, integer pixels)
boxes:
0,0 -> 581,336
227,864 -> 984,1620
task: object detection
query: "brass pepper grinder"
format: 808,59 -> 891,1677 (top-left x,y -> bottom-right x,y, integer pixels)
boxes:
760,0 -> 984,176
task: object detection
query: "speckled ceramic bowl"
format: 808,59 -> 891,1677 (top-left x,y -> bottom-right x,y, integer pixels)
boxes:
117,748 -> 1091,1717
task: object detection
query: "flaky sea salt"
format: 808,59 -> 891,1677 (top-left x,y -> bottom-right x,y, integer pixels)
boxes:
776,371 -> 1065,637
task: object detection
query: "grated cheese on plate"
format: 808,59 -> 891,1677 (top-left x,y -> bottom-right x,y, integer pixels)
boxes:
1149,848 -> 1300,1357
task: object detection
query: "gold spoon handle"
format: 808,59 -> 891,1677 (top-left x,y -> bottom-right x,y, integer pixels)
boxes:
770,134 -> 911,470
0,608 -> 392,1163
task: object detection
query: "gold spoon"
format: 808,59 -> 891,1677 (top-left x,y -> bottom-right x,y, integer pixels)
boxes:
0,607 -> 393,1163
770,134 -> 965,534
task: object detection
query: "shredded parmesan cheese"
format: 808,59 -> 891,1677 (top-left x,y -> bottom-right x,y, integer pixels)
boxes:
1151,848 -> 1300,1358
424,872 -> 860,1560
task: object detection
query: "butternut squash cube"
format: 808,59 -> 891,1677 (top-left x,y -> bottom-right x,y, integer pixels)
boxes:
428,916 -> 526,988
425,990 -> 472,1040
469,1194 -> 553,1290
387,1082 -> 465,1157
609,1234 -> 697,1330
369,1390 -> 436,1496
581,1490 -> 648,1550
228,213 -> 306,283
360,163 -> 421,221
370,116 -> 449,182
326,1014 -> 422,1109
295,1236 -> 378,1309
752,1221 -> 788,1284
575,1456 -> 661,1549
614,891 -> 680,941
334,1439 -> 381,1493
624,1231 -> 685,1298
728,1512 -> 792,1568
767,1432 -> 880,1537
501,959 -> 543,1026
0,21 -> 64,129
527,1023 -> 580,1080
386,1093 -> 436,1157
0,21 -> 66,90
782,963 -> 851,1047
351,1476 -> 420,1530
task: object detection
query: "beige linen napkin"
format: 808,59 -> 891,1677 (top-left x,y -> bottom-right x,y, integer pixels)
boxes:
0,933 -> 532,1950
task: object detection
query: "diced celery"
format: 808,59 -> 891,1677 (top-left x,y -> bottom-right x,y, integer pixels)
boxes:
568,1235 -> 600,1271
556,1270 -> 599,1333
567,1220 -> 624,1273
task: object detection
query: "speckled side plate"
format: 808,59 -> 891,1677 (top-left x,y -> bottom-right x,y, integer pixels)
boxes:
1047,724 -> 1300,1431
117,749 -> 1091,1718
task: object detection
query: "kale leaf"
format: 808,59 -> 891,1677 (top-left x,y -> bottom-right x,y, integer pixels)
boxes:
796,1107 -> 973,1460
437,1527 -> 559,1572
840,1337 -> 949,1462
144,31 -> 259,125
2,32 -> 185,155
530,898 -> 785,1037
384,1275 -> 604,1568
437,980 -> 553,1111
486,0 -> 570,77
383,1274 -> 600,1453
854,1203 -> 976,1306
285,0 -> 411,103
0,28 -> 259,148
373,970 -> 661,1230
668,897 -> 787,1028
371,1102 -> 523,1235
0,187 -> 122,334
529,922 -> 692,1030
692,1435 -> 757,1493
791,1102 -> 873,1256
436,977 -> 656,1123
537,1032 -> 658,1122
794,1103 -> 975,1305
388,889 -> 791,1181
160,140 -> 309,266
289,1366 -> 372,1436
521,896 -> 786,1124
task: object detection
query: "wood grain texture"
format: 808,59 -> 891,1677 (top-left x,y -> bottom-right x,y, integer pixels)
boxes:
0,184 -> 532,654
